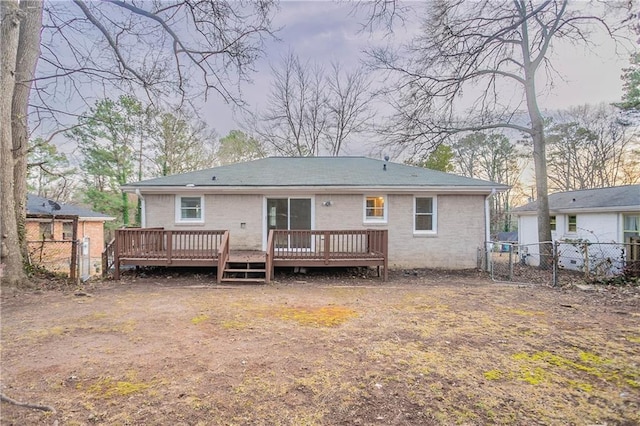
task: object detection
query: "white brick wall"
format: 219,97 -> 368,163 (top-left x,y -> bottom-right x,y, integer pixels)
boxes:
143,192 -> 487,269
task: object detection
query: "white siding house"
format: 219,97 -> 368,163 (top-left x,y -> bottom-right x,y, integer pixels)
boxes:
512,185 -> 640,270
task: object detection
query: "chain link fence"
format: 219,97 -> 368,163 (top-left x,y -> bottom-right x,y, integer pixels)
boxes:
27,239 -> 77,280
481,240 -> 640,286
484,242 -> 555,285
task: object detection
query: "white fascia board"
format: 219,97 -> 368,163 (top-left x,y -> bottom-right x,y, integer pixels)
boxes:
79,216 -> 117,222
123,185 -> 505,195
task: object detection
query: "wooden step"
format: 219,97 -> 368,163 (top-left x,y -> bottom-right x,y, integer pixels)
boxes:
224,268 -> 266,273
221,277 -> 266,283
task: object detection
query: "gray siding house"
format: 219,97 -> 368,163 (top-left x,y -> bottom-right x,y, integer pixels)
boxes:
121,157 -> 506,270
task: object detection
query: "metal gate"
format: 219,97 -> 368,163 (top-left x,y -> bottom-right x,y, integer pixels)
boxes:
488,242 -> 554,285
79,237 -> 91,282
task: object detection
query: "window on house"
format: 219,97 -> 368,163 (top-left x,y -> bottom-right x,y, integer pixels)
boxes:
62,222 -> 73,240
550,216 -> 556,231
364,196 -> 387,222
414,197 -> 436,233
39,222 -> 53,240
176,196 -> 204,223
623,214 -> 640,238
568,215 -> 577,232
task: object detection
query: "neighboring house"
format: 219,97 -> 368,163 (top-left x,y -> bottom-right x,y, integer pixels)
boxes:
121,157 -> 507,270
511,185 -> 640,271
26,194 -> 115,278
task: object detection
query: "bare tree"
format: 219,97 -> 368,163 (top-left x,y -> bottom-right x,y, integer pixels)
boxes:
325,62 -> 374,156
369,0 -> 623,253
1,0 -> 276,286
546,103 -> 640,191
255,53 -> 374,156
257,53 -> 327,156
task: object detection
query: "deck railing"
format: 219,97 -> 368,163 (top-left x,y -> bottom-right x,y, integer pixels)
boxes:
108,228 -> 387,282
112,228 -> 227,279
266,229 -> 388,281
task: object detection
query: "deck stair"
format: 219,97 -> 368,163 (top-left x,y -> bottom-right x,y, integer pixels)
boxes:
221,250 -> 267,283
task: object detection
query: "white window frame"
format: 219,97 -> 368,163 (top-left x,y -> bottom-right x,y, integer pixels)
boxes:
363,195 -> 388,224
175,195 -> 205,224
413,196 -> 437,235
567,214 -> 577,233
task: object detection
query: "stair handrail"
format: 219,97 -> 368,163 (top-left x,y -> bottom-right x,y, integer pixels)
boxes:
217,230 -> 230,284
265,229 -> 275,284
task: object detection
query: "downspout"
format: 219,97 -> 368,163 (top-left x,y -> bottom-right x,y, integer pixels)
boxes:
485,188 -> 497,242
484,188 -> 497,272
135,189 -> 146,228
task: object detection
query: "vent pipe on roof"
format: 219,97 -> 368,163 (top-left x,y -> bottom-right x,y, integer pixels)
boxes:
383,155 -> 389,171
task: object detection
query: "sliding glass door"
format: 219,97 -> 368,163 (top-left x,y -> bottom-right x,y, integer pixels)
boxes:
267,198 -> 312,249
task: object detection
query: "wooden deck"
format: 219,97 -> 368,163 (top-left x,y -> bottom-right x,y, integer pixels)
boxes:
106,228 -> 388,282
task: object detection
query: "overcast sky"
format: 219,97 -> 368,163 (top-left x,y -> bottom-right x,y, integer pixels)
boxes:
200,1 -> 633,157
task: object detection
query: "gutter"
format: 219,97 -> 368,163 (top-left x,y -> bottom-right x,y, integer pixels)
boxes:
484,188 -> 497,272
135,189 -> 146,228
485,188 -> 497,243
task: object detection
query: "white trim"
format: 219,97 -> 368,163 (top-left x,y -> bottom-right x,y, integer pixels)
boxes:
363,195 -> 388,224
124,185 -> 504,195
175,195 -> 205,224
413,195 -> 437,235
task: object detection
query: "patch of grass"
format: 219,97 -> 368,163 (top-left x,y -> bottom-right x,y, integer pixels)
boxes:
191,314 -> 210,325
25,319 -> 136,340
222,319 -> 248,330
626,335 -> 640,344
274,305 -> 358,327
84,372 -> 153,399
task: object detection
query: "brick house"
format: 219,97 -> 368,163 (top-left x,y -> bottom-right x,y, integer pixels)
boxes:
121,157 -> 507,270
26,194 -> 115,278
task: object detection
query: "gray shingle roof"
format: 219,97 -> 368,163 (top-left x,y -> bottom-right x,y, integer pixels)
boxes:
122,157 -> 506,190
27,194 -> 114,219
512,185 -> 640,213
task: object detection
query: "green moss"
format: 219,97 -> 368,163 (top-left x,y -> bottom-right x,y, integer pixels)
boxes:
520,367 -> 546,385
483,370 -> 503,380
86,377 -> 151,398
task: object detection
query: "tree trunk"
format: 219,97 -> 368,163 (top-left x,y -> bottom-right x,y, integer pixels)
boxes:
519,6 -> 552,267
1,0 -> 25,288
12,0 -> 43,262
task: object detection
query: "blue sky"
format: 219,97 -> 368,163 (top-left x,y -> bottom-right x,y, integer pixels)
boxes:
201,0 -> 633,154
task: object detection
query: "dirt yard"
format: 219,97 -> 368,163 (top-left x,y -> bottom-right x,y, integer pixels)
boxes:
1,268 -> 639,425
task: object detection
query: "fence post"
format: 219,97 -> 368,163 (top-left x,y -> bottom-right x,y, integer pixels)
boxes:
508,244 -> 513,281
583,242 -> 589,280
485,241 -> 491,273
552,241 -> 558,287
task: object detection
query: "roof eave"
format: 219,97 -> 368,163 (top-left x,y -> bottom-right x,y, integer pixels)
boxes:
512,205 -> 640,215
122,184 -> 507,194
